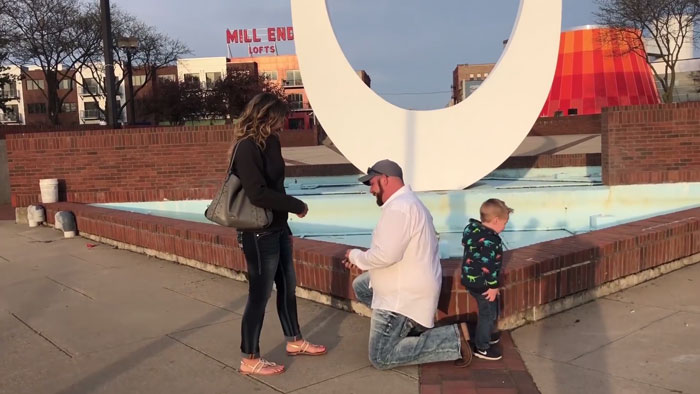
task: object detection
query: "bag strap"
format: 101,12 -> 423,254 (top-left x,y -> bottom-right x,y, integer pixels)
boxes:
227,140 -> 242,174
228,136 -> 264,175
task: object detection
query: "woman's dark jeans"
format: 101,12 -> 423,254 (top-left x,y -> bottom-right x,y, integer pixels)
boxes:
239,228 -> 302,357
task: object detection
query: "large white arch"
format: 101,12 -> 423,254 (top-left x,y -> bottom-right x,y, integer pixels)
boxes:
291,0 -> 562,191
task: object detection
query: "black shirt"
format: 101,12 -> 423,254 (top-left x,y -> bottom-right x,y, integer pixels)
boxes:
232,134 -> 305,232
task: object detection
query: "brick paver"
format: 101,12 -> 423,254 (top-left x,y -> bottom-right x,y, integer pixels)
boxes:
420,332 -> 539,394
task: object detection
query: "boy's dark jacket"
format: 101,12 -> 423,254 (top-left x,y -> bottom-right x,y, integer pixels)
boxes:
461,219 -> 503,290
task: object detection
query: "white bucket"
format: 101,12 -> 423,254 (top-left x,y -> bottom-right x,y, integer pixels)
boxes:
39,178 -> 59,203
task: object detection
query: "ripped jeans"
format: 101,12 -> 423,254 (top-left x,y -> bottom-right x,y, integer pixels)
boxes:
353,272 -> 462,369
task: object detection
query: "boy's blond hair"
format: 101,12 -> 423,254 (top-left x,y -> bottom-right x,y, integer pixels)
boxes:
480,198 -> 514,222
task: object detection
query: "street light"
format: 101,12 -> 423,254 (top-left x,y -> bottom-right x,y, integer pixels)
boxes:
100,0 -> 119,127
118,37 -> 139,125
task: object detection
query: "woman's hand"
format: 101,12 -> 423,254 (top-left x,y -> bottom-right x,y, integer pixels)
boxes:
296,203 -> 308,218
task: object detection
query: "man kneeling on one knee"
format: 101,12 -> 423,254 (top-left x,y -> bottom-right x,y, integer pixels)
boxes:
343,159 -> 472,370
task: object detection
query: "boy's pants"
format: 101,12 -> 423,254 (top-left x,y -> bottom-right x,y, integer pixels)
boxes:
468,289 -> 499,351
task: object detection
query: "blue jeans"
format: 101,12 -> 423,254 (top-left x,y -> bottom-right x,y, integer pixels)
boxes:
239,228 -> 301,357
468,289 -> 499,351
352,272 -> 462,369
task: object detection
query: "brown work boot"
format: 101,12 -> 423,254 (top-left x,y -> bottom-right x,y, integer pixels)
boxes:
454,322 -> 472,367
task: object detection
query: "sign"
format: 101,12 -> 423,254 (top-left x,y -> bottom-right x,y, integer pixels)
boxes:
226,27 -> 294,57
226,27 -> 294,44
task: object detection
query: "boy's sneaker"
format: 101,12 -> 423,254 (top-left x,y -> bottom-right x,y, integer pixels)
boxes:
474,347 -> 502,361
489,332 -> 501,345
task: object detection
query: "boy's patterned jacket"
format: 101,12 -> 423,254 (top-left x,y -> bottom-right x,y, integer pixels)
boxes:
461,219 -> 503,290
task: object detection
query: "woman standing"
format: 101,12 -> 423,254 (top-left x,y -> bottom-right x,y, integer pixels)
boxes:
232,93 -> 326,376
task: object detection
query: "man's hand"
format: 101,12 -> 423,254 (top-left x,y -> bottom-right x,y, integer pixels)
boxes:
482,288 -> 499,302
343,249 -> 355,269
296,203 -> 308,218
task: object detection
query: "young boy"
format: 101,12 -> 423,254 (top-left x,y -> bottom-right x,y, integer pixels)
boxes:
461,198 -> 513,361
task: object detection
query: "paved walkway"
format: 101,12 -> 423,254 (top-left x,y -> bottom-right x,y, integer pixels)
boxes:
513,262 -> 700,394
0,222 -> 417,394
281,134 -> 601,167
1,222 -> 698,394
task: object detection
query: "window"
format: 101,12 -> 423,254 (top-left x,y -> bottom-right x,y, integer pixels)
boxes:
567,108 -> 578,116
287,93 -> 304,110
27,79 -> 45,90
58,79 -> 72,90
82,78 -> 101,95
184,73 -> 200,89
0,82 -> 17,98
1,104 -> 20,122
462,80 -> 482,100
262,71 -> 278,81
205,72 -> 221,89
285,70 -> 302,86
554,110 -> 563,117
288,118 -> 305,130
27,103 -> 47,114
158,74 -> 176,83
132,75 -> 146,86
61,102 -> 77,112
84,101 -> 99,111
82,101 -> 101,119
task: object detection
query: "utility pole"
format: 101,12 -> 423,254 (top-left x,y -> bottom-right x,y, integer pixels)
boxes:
100,0 -> 119,128
118,38 -> 138,125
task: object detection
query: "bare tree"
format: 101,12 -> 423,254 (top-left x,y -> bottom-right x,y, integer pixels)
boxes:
1,0 -> 102,124
78,4 -> 190,123
143,79 -> 206,125
207,71 -> 286,121
0,35 -> 13,112
596,0 -> 700,103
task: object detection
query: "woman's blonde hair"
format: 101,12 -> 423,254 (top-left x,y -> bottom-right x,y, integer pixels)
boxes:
230,92 -> 288,154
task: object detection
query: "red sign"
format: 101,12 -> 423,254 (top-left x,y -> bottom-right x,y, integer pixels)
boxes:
226,27 -> 295,44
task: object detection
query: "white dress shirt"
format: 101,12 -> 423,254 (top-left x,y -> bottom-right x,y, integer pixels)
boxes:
349,185 -> 442,328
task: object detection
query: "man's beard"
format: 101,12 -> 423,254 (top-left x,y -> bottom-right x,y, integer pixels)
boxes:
375,184 -> 384,206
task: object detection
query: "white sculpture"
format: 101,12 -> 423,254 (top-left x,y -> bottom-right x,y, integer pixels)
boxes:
291,0 -> 562,191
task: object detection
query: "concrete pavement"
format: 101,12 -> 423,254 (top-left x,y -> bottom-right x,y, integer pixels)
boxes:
0,222 -> 417,394
513,262 -> 700,394
2,221 -> 698,394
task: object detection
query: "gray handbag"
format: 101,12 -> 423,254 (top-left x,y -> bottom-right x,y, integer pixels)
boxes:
205,141 -> 273,230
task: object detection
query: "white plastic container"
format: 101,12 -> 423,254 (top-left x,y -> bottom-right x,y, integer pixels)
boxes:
55,211 -> 77,238
27,205 -> 45,227
39,178 -> 59,203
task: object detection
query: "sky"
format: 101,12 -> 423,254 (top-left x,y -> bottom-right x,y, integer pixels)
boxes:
111,0 -> 601,110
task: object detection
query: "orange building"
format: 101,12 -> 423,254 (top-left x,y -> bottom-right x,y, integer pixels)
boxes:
541,26 -> 660,116
453,26 -> 661,116
228,54 -> 371,129
228,55 -> 312,129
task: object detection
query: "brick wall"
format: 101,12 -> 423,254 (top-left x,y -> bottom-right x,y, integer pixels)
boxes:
6,125 -> 318,206
42,202 -> 700,329
529,114 -> 601,136
602,102 -> 700,185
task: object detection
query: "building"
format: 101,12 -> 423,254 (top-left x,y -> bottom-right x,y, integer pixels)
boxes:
75,65 -> 125,125
228,54 -> 371,129
22,66 -> 80,126
0,65 -> 24,125
452,63 -> 492,103
452,26 -> 662,116
1,54 -> 368,128
651,57 -> 700,103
